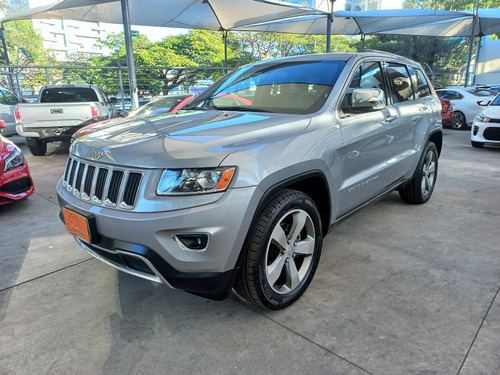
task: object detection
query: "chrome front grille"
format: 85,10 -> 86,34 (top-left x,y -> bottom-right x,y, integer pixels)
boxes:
63,156 -> 143,209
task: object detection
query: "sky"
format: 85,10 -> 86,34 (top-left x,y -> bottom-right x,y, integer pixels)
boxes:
101,24 -> 188,42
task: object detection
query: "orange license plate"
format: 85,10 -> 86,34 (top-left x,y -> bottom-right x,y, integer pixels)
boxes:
63,207 -> 92,243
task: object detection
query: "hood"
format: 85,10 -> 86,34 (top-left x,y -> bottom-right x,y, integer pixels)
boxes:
71,110 -> 311,168
481,105 -> 500,118
74,117 -> 127,138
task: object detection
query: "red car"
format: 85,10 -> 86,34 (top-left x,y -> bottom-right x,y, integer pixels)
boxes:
440,98 -> 454,127
0,121 -> 34,205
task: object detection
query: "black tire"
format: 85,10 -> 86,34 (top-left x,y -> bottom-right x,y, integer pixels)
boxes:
234,189 -> 323,310
28,139 -> 47,156
471,141 -> 484,148
399,142 -> 438,204
452,111 -> 466,130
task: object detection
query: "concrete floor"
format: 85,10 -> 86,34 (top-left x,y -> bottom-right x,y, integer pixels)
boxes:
1,129 -> 499,375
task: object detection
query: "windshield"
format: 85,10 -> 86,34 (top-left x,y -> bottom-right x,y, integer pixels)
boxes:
131,96 -> 189,116
187,60 -> 346,115
491,94 -> 500,106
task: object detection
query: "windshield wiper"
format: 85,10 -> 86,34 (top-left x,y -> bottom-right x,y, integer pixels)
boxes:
211,106 -> 273,113
182,105 -> 214,111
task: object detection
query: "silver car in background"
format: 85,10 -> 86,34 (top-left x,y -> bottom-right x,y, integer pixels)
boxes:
0,87 -> 21,137
57,51 -> 442,310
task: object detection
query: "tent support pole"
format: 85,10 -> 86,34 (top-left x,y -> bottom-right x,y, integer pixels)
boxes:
120,0 -> 139,109
326,0 -> 334,53
0,23 -> 16,96
223,30 -> 228,73
326,13 -> 332,52
464,0 -> 479,87
472,36 -> 482,85
0,24 -> 9,66
361,34 -> 365,50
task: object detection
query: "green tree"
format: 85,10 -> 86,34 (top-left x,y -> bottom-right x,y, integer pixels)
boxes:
89,30 -> 232,96
403,0 -> 499,10
2,20 -> 55,66
1,20 -> 56,95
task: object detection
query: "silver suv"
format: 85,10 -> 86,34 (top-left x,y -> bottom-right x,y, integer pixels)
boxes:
57,51 -> 442,310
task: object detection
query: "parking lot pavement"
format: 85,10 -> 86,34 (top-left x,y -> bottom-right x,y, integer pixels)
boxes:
1,130 -> 499,374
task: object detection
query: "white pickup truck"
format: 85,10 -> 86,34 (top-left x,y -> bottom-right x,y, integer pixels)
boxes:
15,84 -> 116,156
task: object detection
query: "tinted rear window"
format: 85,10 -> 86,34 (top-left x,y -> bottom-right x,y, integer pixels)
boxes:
41,88 -> 98,103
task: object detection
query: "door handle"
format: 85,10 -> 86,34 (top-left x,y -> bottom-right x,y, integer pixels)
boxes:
385,115 -> 397,123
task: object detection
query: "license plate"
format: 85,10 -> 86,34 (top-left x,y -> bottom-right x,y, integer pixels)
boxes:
63,207 -> 93,243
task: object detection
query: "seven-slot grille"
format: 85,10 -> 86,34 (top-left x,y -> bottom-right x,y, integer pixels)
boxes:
63,156 -> 143,209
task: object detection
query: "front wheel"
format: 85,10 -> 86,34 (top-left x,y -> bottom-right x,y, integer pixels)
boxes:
399,142 -> 438,204
234,189 -> 323,310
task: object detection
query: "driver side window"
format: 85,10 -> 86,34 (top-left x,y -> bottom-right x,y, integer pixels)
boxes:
341,62 -> 386,115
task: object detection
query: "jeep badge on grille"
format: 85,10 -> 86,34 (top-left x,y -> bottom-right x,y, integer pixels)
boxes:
87,149 -> 104,160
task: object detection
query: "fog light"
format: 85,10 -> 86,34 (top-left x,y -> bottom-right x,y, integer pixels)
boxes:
473,126 -> 479,136
172,234 -> 209,252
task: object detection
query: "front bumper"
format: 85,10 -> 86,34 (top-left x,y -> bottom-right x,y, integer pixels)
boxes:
72,235 -> 240,300
57,180 -> 262,299
471,121 -> 500,144
0,162 -> 34,205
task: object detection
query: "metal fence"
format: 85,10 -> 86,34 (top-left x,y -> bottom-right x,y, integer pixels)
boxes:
0,64 -> 469,103
0,64 -> 230,104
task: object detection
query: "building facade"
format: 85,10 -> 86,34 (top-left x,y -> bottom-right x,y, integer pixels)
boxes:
285,0 -> 402,11
7,0 -> 113,61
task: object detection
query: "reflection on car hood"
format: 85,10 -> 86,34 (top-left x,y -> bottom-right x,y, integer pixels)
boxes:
71,110 -> 311,168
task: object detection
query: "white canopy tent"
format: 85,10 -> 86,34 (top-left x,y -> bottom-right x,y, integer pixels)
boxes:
244,9 -> 470,36
241,7 -> 500,85
1,0 -> 325,31
372,8 -> 500,37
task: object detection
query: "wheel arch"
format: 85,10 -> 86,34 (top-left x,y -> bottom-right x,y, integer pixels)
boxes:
234,170 -> 331,269
428,129 -> 443,156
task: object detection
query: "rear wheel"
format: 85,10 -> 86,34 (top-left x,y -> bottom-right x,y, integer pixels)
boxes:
471,141 -> 484,148
234,189 -> 323,310
27,138 -> 47,156
399,142 -> 438,204
452,111 -> 466,130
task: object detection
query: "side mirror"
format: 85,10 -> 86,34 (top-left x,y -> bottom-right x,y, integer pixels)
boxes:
352,88 -> 386,110
109,97 -> 118,103
0,120 -> 6,128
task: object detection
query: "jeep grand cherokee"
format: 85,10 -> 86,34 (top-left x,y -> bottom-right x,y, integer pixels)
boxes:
57,51 -> 442,309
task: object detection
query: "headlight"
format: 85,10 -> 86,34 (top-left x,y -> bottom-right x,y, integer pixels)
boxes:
475,113 -> 491,123
4,146 -> 25,172
157,167 -> 236,195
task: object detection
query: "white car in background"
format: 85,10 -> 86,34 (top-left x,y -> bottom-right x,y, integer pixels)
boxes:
435,87 -> 497,130
471,93 -> 500,148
